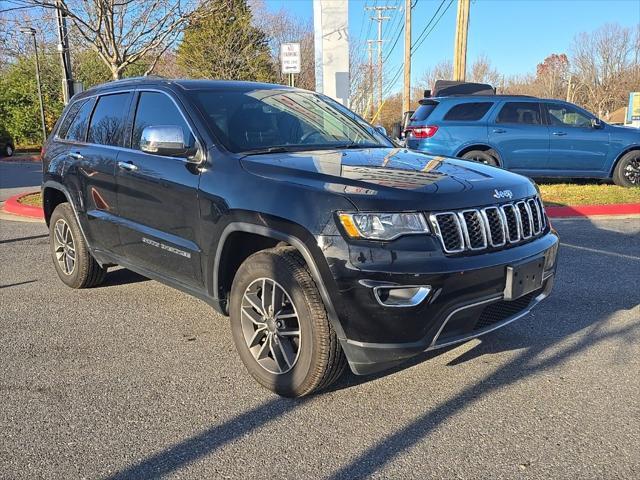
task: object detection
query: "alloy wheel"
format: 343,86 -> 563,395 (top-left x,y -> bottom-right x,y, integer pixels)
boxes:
624,155 -> 640,185
240,278 -> 301,374
53,219 -> 76,275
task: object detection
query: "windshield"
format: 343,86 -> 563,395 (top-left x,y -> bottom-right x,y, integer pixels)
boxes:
191,88 -> 392,153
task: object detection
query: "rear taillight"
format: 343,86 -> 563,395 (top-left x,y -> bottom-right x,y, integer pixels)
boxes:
406,125 -> 438,139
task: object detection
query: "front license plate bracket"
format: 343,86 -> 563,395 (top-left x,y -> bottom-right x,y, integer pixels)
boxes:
503,257 -> 544,301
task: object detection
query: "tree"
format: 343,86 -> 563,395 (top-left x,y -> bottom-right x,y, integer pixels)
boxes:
535,53 -> 570,99
251,0 -> 315,90
0,52 -> 64,145
21,0 -> 225,80
177,0 -> 275,82
570,23 -> 640,116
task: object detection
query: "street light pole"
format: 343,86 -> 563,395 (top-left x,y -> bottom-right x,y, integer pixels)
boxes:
20,27 -> 47,143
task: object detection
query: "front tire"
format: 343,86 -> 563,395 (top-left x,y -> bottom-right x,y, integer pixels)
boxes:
613,151 -> 640,187
229,247 -> 346,397
49,203 -> 107,288
4,144 -> 14,157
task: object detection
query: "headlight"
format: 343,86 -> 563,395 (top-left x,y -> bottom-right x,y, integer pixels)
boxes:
337,212 -> 430,240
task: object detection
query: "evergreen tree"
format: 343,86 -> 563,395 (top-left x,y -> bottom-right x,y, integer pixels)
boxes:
177,0 -> 276,82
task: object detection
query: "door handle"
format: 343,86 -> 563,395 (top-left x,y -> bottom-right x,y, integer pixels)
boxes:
552,131 -> 567,136
117,161 -> 138,172
492,128 -> 506,134
69,152 -> 84,160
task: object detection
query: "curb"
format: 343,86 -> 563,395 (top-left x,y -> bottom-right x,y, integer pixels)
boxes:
3,192 -> 44,219
546,203 -> 640,218
0,154 -> 41,163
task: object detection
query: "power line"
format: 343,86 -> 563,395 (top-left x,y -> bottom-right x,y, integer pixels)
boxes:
412,0 -> 454,52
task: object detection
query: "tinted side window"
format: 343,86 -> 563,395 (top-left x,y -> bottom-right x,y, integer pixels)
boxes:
545,103 -> 592,127
132,92 -> 193,150
58,99 -> 87,138
496,102 -> 542,125
87,93 -> 131,146
65,99 -> 95,142
444,102 -> 493,121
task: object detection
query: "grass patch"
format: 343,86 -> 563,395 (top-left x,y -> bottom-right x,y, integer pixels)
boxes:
539,183 -> 640,206
17,192 -> 42,207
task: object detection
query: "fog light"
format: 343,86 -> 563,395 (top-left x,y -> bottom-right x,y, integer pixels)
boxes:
544,243 -> 558,271
373,285 -> 431,307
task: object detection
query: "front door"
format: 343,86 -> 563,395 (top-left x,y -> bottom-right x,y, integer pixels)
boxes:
488,101 -> 549,174
543,102 -> 610,173
115,90 -> 203,288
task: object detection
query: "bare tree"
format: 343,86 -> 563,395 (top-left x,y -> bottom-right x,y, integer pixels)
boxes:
251,1 -> 315,90
19,0 -> 226,80
571,23 -> 640,116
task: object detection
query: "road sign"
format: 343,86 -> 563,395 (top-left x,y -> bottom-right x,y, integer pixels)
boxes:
281,43 -> 301,74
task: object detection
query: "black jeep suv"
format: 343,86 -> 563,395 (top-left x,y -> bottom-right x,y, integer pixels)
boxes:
42,78 -> 558,396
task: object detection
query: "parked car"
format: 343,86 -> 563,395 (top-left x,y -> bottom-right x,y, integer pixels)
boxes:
42,78 -> 559,396
0,127 -> 15,157
405,94 -> 640,187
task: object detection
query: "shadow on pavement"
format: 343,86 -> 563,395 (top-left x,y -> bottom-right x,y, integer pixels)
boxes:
108,218 -> 639,479
0,234 -> 48,245
99,268 -> 150,288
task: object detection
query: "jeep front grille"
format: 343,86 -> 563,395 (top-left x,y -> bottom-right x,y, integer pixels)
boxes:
429,196 -> 546,254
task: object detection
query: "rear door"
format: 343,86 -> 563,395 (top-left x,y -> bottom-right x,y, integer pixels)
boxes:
82,92 -> 133,252
488,101 -> 549,173
115,90 -> 203,288
543,102 -> 609,174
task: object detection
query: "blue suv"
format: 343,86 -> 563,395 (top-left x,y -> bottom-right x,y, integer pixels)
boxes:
405,95 -> 640,187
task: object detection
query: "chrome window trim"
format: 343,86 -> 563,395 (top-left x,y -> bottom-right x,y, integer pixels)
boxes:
52,87 -> 205,162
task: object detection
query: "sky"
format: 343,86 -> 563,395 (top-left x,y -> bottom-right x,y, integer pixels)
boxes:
264,0 -> 640,92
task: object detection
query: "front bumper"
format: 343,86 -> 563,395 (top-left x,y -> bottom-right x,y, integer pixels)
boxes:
318,231 -> 559,375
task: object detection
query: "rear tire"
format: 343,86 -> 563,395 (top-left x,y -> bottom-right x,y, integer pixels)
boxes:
613,151 -> 640,187
49,203 -> 107,288
229,247 -> 346,397
461,149 -> 499,166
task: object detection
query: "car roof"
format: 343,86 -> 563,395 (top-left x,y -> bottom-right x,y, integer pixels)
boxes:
424,94 -> 563,102
78,77 -> 293,97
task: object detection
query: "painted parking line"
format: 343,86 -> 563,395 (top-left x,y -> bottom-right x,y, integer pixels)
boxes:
560,242 -> 640,261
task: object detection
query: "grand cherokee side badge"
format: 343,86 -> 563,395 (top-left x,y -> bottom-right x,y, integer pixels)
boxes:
493,189 -> 513,200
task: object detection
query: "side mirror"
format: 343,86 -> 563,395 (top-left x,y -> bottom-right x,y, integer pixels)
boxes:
140,125 -> 199,160
591,118 -> 603,129
374,124 -> 388,136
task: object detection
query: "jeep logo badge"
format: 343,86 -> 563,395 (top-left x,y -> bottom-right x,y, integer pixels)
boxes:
493,189 -> 513,200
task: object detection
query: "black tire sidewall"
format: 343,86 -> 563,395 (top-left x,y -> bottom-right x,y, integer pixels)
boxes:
229,251 -> 320,396
462,150 -> 497,166
614,152 -> 640,188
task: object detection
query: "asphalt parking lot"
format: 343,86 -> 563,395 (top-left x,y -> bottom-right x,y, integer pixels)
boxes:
1,215 -> 638,479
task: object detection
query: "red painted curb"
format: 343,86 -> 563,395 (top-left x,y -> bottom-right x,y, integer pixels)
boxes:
546,203 -> 640,218
3,192 -> 44,219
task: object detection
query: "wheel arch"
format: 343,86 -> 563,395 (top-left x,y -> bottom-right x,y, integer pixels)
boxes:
212,222 -> 346,340
455,144 -> 503,166
42,182 -> 75,226
609,146 -> 640,177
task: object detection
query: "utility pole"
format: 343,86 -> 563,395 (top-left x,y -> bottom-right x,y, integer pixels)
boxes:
453,0 -> 470,82
365,5 -> 396,113
367,40 -> 375,120
402,0 -> 412,115
54,0 -> 74,104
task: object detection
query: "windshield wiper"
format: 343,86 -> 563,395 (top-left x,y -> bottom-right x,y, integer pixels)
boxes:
241,146 -> 300,156
334,142 -> 386,150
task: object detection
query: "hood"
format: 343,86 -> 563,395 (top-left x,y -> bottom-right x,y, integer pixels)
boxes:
240,147 -> 537,211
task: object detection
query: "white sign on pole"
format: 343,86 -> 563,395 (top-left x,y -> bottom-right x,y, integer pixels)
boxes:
281,43 -> 301,74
